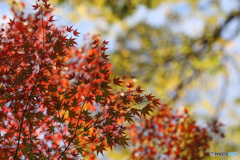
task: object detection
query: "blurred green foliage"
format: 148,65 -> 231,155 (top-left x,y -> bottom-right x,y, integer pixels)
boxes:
51,0 -> 187,22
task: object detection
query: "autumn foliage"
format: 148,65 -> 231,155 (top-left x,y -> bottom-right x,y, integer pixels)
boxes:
0,0 -> 218,160
128,106 -> 210,160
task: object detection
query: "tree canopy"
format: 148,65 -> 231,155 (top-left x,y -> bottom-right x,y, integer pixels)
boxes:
1,0 -> 239,159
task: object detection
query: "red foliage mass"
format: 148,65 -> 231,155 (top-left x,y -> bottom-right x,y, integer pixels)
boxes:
0,1 -> 221,160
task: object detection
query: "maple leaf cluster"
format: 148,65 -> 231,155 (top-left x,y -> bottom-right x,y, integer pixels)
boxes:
128,106 -> 212,160
0,1 -> 161,159
0,0 -> 220,160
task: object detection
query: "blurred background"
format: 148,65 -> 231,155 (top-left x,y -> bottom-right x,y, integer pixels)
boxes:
1,0 -> 240,159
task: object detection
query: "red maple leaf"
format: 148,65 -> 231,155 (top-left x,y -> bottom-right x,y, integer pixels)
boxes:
73,29 -> 80,36
48,15 -> 56,22
101,45 -> 108,51
136,86 -> 144,93
113,77 -> 123,86
67,72 -> 75,80
32,3 -> 39,10
66,25 -> 73,32
145,94 -> 154,101
103,40 -> 109,45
